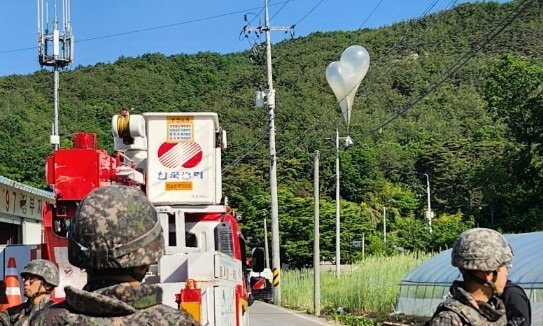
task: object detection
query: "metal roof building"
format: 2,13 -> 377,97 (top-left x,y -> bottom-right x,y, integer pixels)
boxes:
0,176 -> 54,245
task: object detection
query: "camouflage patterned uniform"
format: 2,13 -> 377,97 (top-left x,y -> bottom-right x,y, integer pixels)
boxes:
0,259 -> 59,326
30,185 -> 198,326
428,228 -> 511,326
429,281 -> 507,326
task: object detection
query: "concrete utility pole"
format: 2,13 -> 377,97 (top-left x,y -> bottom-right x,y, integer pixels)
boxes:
383,206 -> 387,243
245,0 -> 293,305
264,217 -> 270,269
424,173 -> 433,233
313,151 -> 320,317
362,233 -> 365,260
335,126 -> 341,277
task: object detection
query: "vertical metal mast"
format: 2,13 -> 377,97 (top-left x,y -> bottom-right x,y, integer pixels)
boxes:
38,0 -> 74,150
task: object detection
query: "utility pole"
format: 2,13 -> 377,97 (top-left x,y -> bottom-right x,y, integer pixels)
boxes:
424,173 -> 433,233
244,0 -> 293,306
313,151 -> 320,317
383,206 -> 387,243
264,216 -> 270,269
335,126 -> 341,277
362,233 -> 365,260
38,0 -> 74,151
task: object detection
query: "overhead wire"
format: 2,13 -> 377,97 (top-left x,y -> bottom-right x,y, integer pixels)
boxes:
222,131 -> 269,173
366,0 -> 536,136
229,0 -> 451,166
270,0 -> 292,22
421,0 -> 442,17
329,0 -> 449,119
359,0 -> 386,29
275,115 -> 338,158
263,0 -> 534,178
226,0 -> 332,171
77,6 -> 262,43
292,0 -> 326,28
445,0 -> 459,10
256,0 -> 534,166
0,2 -> 290,55
359,0 -> 446,86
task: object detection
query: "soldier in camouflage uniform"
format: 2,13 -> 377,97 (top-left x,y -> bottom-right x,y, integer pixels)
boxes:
428,228 -> 511,326
31,185 -> 198,325
0,259 -> 59,326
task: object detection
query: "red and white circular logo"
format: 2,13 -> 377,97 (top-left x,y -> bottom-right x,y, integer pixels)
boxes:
158,141 -> 203,168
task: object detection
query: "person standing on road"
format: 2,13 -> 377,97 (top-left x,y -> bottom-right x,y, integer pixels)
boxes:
31,185 -> 198,325
0,259 -> 58,326
428,228 -> 511,326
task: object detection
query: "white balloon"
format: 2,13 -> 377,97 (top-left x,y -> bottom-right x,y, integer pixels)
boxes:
326,45 -> 370,126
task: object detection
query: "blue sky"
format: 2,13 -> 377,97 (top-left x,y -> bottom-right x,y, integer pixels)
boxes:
0,0 -> 509,76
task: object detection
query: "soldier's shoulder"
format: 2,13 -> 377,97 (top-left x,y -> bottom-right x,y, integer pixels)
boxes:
0,301 -> 28,325
5,301 -> 29,315
426,298 -> 475,326
144,303 -> 199,325
428,309 -> 465,326
29,301 -> 71,326
0,310 -> 12,326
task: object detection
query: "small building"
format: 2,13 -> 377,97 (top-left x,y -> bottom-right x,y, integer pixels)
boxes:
0,176 -> 54,245
397,232 -> 543,325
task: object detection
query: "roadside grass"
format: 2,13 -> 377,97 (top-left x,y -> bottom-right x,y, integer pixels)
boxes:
282,253 -> 431,318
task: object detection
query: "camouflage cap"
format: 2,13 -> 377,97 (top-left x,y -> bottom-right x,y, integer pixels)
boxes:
452,228 -> 513,271
20,259 -> 59,287
68,185 -> 165,270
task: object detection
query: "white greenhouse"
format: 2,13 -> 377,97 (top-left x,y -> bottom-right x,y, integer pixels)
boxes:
397,232 -> 543,325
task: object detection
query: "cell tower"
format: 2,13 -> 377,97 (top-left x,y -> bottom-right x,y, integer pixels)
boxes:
38,0 -> 74,150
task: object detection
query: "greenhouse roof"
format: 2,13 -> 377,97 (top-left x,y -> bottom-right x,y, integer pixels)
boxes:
401,232 -> 543,288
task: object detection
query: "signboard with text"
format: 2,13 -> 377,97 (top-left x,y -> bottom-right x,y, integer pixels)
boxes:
0,180 -> 53,221
144,113 -> 221,205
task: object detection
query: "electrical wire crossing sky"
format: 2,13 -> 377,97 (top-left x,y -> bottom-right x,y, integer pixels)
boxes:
0,0 -> 510,76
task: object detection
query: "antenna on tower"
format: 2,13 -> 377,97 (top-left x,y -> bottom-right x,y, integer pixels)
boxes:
38,0 -> 74,150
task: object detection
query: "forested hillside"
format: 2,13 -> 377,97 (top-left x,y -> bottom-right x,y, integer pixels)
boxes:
1,0 -> 542,267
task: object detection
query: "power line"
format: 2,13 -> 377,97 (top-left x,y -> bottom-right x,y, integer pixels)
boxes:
422,0 -> 442,17
275,114 -> 338,158
0,3 -> 291,55
271,1 -> 446,160
270,0 -> 292,22
292,0 -> 325,28
445,0 -> 459,10
360,0 -> 386,29
0,46 -> 36,55
222,132 -> 269,174
76,7 -> 262,43
366,0 -> 536,136
333,0 -> 449,107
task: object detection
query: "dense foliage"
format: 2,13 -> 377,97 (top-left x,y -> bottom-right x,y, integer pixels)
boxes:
1,1 -> 542,267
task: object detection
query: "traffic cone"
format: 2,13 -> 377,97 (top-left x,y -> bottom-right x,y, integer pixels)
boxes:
0,257 -> 22,311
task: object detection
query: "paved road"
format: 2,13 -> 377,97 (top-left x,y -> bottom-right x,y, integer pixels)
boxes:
249,301 -> 334,326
